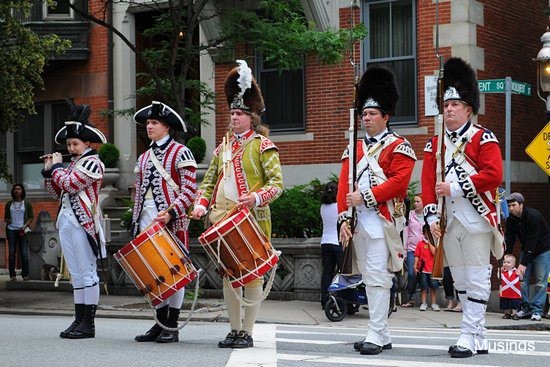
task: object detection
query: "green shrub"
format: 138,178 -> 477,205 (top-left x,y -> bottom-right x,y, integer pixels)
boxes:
98,143 -> 120,168
270,177 -> 336,238
186,136 -> 206,164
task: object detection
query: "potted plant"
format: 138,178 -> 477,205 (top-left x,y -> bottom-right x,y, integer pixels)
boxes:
186,136 -> 208,182
98,143 -> 121,190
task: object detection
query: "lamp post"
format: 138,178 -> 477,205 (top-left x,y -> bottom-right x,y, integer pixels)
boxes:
534,28 -> 550,116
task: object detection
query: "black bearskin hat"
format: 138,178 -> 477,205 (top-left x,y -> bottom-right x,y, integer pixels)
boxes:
442,57 -> 479,115
133,101 -> 187,132
356,65 -> 399,116
225,60 -> 265,115
54,99 -> 106,144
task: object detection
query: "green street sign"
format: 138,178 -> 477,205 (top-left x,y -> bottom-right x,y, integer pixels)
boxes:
478,79 -> 531,96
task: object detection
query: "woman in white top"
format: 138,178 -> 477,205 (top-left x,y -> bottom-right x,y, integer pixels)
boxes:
4,183 -> 33,281
320,181 -> 342,308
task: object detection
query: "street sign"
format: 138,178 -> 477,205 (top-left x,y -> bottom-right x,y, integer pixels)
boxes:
478,79 -> 532,96
525,122 -> 550,176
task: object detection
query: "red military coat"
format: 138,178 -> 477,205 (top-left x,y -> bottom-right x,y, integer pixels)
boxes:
337,133 -> 416,222
421,122 -> 503,231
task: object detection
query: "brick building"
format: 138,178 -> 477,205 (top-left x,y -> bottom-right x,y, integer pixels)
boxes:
1,0 -> 549,240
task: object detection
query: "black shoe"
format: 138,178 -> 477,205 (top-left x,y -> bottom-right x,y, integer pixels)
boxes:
450,345 -> 473,358
60,304 -> 85,338
232,330 -> 254,348
359,342 -> 383,355
477,349 -> 489,355
65,322 -> 95,339
218,330 -> 239,348
354,340 -> 392,351
60,320 -> 80,339
135,324 -> 163,342
156,330 -> 179,343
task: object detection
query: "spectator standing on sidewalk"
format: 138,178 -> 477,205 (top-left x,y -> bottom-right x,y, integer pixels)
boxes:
505,192 -> 550,321
4,183 -> 34,281
320,181 -> 343,309
414,224 -> 440,311
401,194 -> 423,308
499,254 -> 522,319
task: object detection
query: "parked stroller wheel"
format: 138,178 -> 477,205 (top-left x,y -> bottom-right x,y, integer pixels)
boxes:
325,296 -> 348,322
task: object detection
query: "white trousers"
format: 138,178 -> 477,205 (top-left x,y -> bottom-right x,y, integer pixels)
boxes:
139,199 -> 184,309
58,213 -> 99,288
445,220 -> 492,352
354,225 -> 393,346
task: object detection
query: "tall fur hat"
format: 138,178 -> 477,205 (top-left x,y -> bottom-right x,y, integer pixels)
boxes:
54,99 -> 106,144
442,57 -> 479,114
356,65 -> 399,115
224,60 -> 265,115
133,101 -> 187,132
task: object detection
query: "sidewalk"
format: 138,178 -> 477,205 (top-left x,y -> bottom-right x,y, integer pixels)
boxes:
1,276 -> 548,331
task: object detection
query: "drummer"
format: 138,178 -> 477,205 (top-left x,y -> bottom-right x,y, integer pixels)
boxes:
191,60 -> 283,349
131,101 -> 197,343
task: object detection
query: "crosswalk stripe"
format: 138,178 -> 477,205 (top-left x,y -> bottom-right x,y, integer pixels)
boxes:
277,337 -> 345,345
277,353 -> 501,367
226,324 -> 277,367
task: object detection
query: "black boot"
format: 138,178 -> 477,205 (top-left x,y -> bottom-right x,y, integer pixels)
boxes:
60,304 -> 85,338
156,307 -> 179,343
66,304 -> 97,339
135,305 -> 169,342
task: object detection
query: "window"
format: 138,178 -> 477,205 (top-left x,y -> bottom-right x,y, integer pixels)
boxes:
362,0 -> 416,125
6,102 -> 69,190
43,0 -> 74,20
258,55 -> 305,132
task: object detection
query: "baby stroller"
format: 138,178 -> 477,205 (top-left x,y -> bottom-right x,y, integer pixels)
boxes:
324,273 -> 396,322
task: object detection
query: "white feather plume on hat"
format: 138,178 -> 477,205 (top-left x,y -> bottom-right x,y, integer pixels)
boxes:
236,60 -> 252,101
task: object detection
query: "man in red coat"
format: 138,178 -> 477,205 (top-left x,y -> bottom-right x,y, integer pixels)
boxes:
421,57 -> 503,358
338,66 -> 416,356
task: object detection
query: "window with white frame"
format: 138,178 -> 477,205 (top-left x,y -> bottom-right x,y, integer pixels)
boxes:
258,54 -> 305,132
362,0 -> 416,125
5,102 -> 69,190
43,0 -> 74,20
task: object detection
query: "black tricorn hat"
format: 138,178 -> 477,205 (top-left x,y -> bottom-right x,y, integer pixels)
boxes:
54,99 -> 107,144
133,101 -> 187,132
356,65 -> 400,116
224,60 -> 265,115
442,57 -> 479,114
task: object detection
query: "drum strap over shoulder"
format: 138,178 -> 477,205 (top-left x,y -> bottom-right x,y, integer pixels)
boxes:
149,148 -> 180,194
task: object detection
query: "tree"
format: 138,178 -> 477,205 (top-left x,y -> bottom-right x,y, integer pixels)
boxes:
0,0 -> 70,182
69,0 -> 366,133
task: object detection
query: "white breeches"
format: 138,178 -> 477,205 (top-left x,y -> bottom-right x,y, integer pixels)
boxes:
58,214 -> 99,288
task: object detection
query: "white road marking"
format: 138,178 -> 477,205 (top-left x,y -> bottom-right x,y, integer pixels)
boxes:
226,324 -> 277,367
278,353 -> 501,367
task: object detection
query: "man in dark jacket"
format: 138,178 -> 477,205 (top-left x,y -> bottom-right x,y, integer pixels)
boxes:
505,192 -> 550,321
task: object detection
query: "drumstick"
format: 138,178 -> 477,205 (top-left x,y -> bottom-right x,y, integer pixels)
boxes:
218,182 -> 261,223
142,202 -> 177,232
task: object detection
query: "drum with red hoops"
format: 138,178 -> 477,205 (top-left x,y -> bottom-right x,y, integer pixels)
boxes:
114,223 -> 197,306
199,207 -> 279,288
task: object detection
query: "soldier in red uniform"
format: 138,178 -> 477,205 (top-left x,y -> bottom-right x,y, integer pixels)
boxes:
338,65 -> 416,356
42,100 -> 107,339
421,57 -> 503,358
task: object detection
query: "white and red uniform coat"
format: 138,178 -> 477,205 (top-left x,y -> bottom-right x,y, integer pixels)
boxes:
44,150 -> 104,255
337,132 -> 416,222
132,138 -> 196,245
422,122 -> 503,234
